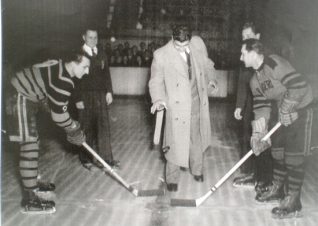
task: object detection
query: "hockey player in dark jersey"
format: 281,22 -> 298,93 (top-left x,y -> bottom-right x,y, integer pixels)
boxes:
8,50 -> 90,214
240,39 -> 314,219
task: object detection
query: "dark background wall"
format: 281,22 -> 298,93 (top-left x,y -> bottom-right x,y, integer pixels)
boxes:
262,0 -> 318,75
2,0 -> 318,75
2,0 -> 109,67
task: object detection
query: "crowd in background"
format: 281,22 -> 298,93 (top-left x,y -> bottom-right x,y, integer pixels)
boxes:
100,41 -> 164,67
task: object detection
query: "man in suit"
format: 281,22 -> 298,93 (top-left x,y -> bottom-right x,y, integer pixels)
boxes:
149,24 -> 217,191
233,22 -> 273,194
74,26 -> 119,171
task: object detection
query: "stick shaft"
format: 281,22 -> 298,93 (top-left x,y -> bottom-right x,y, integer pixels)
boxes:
153,110 -> 164,145
262,122 -> 281,141
172,122 -> 282,207
82,142 -> 132,190
214,122 -> 281,189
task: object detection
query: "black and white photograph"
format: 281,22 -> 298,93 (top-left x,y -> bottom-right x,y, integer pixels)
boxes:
1,0 -> 318,225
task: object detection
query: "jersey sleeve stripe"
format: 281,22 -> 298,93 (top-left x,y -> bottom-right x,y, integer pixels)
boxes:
32,67 -> 47,94
288,84 -> 308,89
281,71 -> 298,85
48,68 -> 71,97
284,76 -> 306,87
30,68 -> 46,98
253,105 -> 271,110
14,75 -> 29,95
23,69 -> 40,100
47,94 -> 68,106
57,61 -> 74,88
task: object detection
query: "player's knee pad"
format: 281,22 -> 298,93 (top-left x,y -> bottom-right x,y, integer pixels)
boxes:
271,147 -> 284,161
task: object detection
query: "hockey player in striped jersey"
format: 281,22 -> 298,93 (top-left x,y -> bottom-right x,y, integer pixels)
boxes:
240,39 -> 314,219
7,50 -> 90,214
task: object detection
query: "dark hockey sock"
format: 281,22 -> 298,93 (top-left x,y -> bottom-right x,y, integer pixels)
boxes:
286,163 -> 305,194
20,142 -> 39,191
272,160 -> 287,186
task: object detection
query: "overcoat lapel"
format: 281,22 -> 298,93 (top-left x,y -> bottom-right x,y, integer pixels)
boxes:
167,41 -> 189,79
189,46 -> 202,90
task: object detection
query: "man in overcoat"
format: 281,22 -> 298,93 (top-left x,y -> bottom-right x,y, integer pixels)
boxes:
149,24 -> 217,191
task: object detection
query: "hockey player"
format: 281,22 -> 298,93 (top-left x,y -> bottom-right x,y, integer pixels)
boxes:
7,50 -> 90,214
240,39 -> 314,219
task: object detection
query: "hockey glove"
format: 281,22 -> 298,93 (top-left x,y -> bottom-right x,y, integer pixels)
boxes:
279,110 -> 298,126
65,121 -> 86,146
250,118 -> 271,156
279,98 -> 299,126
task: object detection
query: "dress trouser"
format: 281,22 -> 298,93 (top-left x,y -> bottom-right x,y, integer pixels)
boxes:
165,85 -> 203,184
238,93 -> 254,174
78,90 -> 113,163
239,93 -> 273,183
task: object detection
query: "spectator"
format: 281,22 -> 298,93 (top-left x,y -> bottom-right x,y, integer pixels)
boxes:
74,27 -> 120,171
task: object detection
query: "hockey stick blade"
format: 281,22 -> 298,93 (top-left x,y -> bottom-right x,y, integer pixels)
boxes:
170,198 -> 197,207
83,142 -> 139,197
137,188 -> 165,197
170,189 -> 214,207
83,142 -> 164,197
170,123 -> 282,207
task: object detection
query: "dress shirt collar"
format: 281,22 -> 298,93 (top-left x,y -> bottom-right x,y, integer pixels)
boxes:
83,44 -> 98,56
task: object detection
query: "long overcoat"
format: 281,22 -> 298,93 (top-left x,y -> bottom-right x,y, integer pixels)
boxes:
149,36 -> 216,167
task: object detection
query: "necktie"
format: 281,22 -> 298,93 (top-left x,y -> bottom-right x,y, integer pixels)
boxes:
185,51 -> 192,80
91,48 -> 97,57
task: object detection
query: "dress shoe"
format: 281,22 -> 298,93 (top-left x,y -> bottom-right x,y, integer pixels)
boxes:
167,183 -> 178,192
194,175 -> 204,182
233,173 -> 255,188
106,160 -> 120,168
82,162 -> 92,170
82,162 -> 99,172
180,167 -> 187,171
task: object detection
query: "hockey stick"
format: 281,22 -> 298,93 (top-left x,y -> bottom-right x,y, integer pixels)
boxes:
171,122 -> 282,207
82,142 -> 164,197
153,110 -> 164,145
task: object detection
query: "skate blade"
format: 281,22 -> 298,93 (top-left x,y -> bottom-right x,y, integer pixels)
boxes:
272,210 -> 302,219
21,206 -> 56,215
255,199 -> 281,205
232,183 -> 255,189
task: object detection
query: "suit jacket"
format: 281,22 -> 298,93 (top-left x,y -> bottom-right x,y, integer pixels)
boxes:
236,66 -> 253,111
74,49 -> 113,103
149,36 -> 216,167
